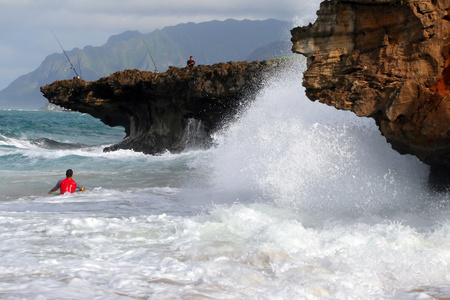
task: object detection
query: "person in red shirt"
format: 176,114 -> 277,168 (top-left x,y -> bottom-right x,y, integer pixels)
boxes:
49,169 -> 85,194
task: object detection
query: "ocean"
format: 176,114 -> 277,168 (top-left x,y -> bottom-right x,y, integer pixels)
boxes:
0,61 -> 449,299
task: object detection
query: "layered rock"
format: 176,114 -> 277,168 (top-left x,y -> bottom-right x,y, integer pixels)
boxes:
41,61 -> 281,154
291,0 -> 450,186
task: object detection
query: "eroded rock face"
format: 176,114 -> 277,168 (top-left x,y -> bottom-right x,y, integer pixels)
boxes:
41,61 -> 281,154
291,0 -> 450,183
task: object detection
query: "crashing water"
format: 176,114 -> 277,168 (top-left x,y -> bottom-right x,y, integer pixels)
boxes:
0,59 -> 449,299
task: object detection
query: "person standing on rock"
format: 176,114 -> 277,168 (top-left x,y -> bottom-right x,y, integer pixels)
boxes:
187,56 -> 195,68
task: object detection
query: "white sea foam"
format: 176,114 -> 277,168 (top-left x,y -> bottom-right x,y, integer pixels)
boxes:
0,134 -> 37,149
0,54 -> 449,299
0,203 -> 449,299
206,61 -> 431,219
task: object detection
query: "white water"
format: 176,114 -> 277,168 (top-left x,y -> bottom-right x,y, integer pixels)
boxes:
0,61 -> 449,299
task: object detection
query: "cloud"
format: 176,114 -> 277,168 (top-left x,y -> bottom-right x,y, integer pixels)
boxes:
2,0 -> 320,34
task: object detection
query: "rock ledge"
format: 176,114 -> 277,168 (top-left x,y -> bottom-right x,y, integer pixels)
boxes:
291,0 -> 450,185
41,61 -> 282,154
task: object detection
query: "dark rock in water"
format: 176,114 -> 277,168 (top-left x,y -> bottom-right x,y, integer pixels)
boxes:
40,61 -> 282,154
428,165 -> 450,193
291,0 -> 450,188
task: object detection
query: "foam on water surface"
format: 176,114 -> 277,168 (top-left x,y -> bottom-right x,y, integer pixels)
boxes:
0,60 -> 449,299
0,203 -> 449,299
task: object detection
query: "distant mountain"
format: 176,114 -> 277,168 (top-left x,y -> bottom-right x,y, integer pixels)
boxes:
247,41 -> 294,61
0,19 -> 293,109
107,30 -> 142,43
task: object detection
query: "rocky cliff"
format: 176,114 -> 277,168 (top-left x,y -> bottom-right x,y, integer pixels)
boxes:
41,61 -> 281,154
291,0 -> 450,186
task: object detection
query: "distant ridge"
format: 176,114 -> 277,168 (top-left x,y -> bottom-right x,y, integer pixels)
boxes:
107,30 -> 142,43
0,19 -> 292,109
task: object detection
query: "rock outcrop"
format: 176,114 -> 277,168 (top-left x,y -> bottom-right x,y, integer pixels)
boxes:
41,61 -> 281,154
291,0 -> 450,186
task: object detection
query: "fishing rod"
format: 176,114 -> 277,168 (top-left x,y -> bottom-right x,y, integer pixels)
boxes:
140,36 -> 158,73
201,52 -> 207,65
51,32 -> 80,78
76,51 -> 82,79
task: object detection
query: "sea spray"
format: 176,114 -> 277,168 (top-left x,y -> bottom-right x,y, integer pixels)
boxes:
204,60 -> 435,222
0,59 -> 449,299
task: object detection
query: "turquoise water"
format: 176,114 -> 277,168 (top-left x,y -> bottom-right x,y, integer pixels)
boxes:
0,63 -> 449,299
0,110 -> 123,147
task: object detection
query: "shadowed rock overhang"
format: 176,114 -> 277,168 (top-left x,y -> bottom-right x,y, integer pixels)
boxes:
41,61 -> 283,154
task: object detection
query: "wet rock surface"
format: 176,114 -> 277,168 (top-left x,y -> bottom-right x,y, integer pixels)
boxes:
41,61 -> 281,154
291,0 -> 450,187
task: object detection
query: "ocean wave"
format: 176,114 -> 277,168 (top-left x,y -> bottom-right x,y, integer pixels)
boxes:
30,137 -> 89,150
0,134 -> 36,149
0,135 -> 91,150
0,133 -> 110,152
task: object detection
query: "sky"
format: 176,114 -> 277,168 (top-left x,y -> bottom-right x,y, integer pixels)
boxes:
0,0 -> 322,90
